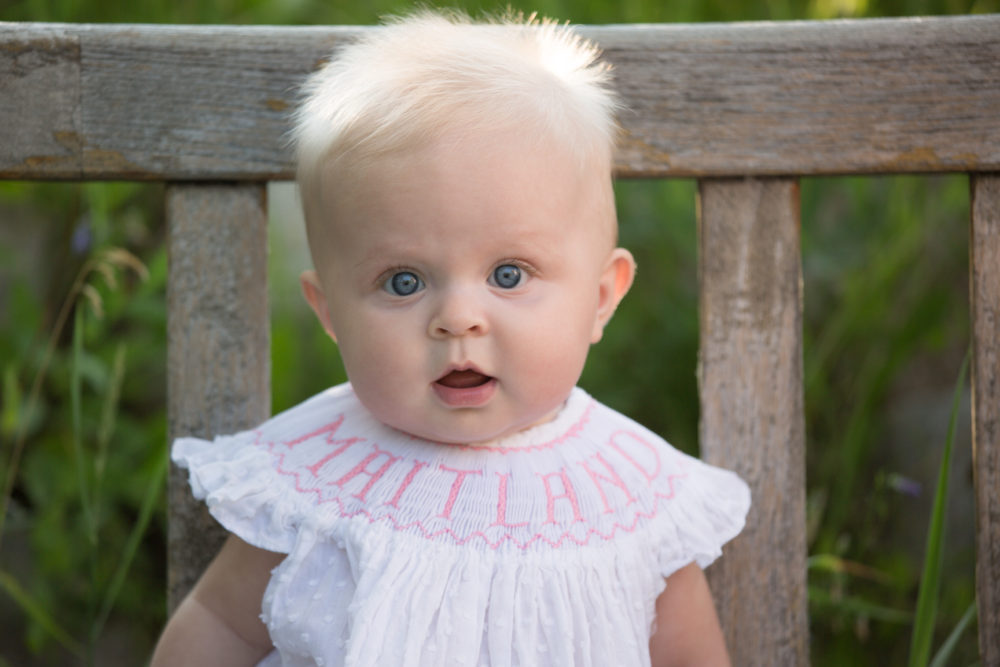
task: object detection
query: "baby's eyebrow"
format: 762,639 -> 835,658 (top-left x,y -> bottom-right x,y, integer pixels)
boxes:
351,256 -> 393,276
352,243 -> 412,266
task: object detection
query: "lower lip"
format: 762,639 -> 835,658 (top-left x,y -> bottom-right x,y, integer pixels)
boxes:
432,377 -> 497,407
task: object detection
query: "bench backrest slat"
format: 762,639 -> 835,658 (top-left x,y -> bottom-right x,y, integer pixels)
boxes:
2,17 -> 999,181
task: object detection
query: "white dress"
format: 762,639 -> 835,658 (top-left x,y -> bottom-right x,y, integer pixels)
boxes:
173,383 -> 750,667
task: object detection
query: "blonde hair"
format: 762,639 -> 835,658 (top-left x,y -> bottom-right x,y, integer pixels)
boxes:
293,10 -> 621,249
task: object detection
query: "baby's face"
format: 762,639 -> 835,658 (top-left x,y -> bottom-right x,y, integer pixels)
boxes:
302,128 -> 633,444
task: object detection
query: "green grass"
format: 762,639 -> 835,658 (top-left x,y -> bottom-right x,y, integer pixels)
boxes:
910,350 -> 971,667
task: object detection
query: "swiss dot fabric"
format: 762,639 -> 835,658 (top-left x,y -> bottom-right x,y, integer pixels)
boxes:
173,383 -> 750,667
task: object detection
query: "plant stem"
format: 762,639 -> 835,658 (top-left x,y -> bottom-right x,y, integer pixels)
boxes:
0,258 -> 95,550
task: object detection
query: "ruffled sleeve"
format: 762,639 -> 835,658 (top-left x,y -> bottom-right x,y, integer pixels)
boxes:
647,453 -> 751,577
170,384 -> 372,554
172,432 -> 299,554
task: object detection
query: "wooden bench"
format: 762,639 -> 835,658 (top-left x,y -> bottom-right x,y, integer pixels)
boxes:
2,16 -> 997,664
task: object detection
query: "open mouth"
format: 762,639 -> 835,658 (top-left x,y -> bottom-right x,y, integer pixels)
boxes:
435,369 -> 492,389
432,368 -> 496,407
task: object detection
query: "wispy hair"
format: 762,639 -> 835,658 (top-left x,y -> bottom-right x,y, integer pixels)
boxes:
292,10 -> 621,230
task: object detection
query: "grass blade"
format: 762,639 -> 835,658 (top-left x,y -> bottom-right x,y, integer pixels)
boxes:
0,258 -> 94,550
0,569 -> 85,657
908,349 -> 969,666
70,307 -> 97,547
91,443 -> 168,642
928,602 -> 977,667
808,585 -> 913,624
808,553 -> 893,584
93,343 -> 126,517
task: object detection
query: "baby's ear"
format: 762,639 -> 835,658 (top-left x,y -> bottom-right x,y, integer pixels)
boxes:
591,247 -> 636,343
300,270 -> 338,342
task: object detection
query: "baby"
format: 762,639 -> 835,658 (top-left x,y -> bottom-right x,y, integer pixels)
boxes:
153,11 -> 749,667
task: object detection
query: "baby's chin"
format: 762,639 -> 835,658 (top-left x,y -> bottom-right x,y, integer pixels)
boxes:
388,420 -> 527,446
375,403 -> 567,446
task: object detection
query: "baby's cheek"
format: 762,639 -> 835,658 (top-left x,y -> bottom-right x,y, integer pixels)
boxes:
522,341 -> 588,400
343,324 -> 401,376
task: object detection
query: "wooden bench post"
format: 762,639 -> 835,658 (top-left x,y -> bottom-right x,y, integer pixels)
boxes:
165,182 -> 270,612
971,174 -> 1000,664
698,178 -> 808,665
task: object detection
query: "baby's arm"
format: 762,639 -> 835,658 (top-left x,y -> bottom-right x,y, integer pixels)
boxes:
151,534 -> 284,667
648,562 -> 731,667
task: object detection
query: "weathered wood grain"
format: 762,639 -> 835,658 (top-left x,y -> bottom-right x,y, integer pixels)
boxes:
0,24 -> 82,178
698,178 -> 807,665
165,183 -> 270,612
1,16 -> 998,180
971,174 -> 1000,665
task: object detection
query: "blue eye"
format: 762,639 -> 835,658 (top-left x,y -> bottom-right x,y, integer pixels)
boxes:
384,271 -> 424,296
491,264 -> 523,289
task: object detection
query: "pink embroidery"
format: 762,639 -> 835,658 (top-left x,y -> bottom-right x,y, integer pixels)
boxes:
580,452 -> 636,514
288,414 -> 346,448
255,399 -> 699,551
491,472 -> 528,528
437,466 -> 483,520
539,469 -> 583,525
609,430 -> 662,482
269,442 -> 688,550
300,414 -> 365,477
332,445 -> 402,502
386,459 -> 428,509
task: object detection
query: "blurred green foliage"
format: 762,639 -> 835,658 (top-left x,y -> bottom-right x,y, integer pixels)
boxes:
1,0 -> 995,664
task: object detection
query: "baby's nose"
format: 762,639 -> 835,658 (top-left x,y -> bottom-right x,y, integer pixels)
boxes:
428,288 -> 488,338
